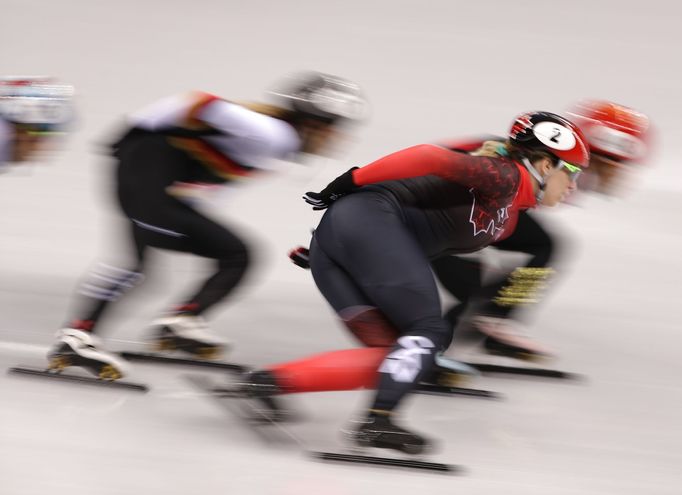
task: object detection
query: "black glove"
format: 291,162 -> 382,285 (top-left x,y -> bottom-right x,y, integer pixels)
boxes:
288,246 -> 310,269
303,167 -> 359,210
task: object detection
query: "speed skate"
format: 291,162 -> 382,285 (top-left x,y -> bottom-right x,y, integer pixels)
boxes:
186,374 -> 461,473
7,365 -> 149,392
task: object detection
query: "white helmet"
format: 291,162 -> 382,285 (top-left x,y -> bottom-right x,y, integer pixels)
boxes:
0,76 -> 74,130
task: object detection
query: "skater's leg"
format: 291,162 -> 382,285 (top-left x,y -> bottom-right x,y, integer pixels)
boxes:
257,239 -> 397,394
312,194 -> 452,413
104,200 -> 249,358
49,220 -> 147,378
167,214 -> 250,316
430,255 -> 483,327
65,220 -> 147,332
268,347 -> 388,393
50,135 -> 191,374
474,211 -> 563,359
480,211 -> 558,318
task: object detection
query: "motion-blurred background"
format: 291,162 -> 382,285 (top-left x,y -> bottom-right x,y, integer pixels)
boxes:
1,1 -> 681,494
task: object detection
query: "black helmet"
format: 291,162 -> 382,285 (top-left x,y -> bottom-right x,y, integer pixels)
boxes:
270,71 -> 367,124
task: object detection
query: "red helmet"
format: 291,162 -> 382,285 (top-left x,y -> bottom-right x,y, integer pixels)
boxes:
509,111 -> 590,168
567,101 -> 650,163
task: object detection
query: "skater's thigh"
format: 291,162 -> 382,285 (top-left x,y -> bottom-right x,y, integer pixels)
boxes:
310,235 -> 402,348
309,236 -> 373,312
131,205 -> 246,260
179,212 -> 247,260
315,194 -> 443,332
430,255 -> 482,301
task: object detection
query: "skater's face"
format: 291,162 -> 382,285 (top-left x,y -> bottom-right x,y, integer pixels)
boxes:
11,125 -> 59,162
585,152 -> 628,195
299,120 -> 343,155
535,157 -> 578,206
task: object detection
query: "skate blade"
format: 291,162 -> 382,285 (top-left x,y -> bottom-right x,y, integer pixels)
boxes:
484,345 -> 554,363
463,361 -> 582,380
310,451 -> 460,473
119,352 -> 247,372
152,340 -> 225,361
8,366 -> 148,392
415,383 -> 501,400
184,374 -> 303,447
204,385 -> 300,423
352,439 -> 429,456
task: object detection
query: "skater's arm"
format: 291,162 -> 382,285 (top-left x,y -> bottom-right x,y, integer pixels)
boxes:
352,144 -> 518,197
303,144 -> 520,210
195,99 -> 300,162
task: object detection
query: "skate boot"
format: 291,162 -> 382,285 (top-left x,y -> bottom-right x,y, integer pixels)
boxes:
47,328 -> 130,380
150,314 -> 228,359
471,315 -> 554,361
235,370 -> 282,398
231,370 -> 294,423
347,411 -> 430,455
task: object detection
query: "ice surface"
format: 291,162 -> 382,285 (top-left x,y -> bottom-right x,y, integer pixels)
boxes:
2,1 -> 681,493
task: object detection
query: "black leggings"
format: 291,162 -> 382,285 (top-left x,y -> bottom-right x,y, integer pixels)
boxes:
310,191 -> 452,412
69,134 -> 249,331
432,210 -> 557,324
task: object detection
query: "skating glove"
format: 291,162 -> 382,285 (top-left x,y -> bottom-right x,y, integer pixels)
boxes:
303,167 -> 359,210
288,246 -> 310,269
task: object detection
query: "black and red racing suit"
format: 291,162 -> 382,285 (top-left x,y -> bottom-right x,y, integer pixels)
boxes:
305,144 -> 536,411
430,136 -> 560,326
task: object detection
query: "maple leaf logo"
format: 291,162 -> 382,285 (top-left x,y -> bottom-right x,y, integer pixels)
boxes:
468,190 -> 511,238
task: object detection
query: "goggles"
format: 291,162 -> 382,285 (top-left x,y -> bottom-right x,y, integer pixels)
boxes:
556,160 -> 582,182
14,122 -> 63,135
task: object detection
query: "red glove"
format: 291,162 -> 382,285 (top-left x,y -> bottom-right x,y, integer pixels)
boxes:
288,246 -> 310,270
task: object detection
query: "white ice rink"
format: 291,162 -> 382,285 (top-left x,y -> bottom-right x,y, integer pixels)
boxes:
2,1 -> 682,494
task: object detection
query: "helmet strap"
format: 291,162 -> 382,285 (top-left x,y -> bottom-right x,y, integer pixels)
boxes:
522,158 -> 546,202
